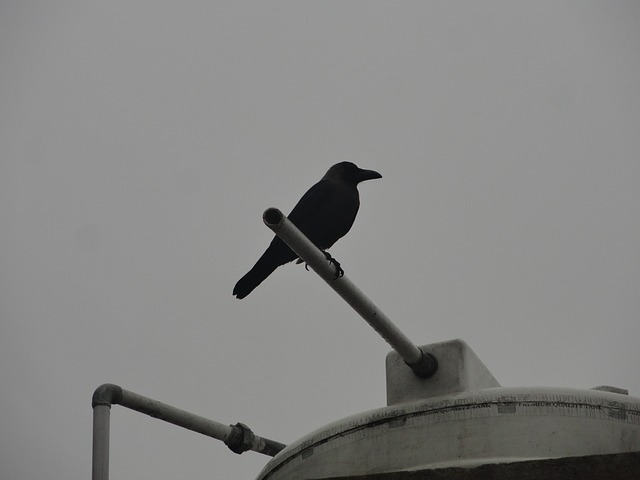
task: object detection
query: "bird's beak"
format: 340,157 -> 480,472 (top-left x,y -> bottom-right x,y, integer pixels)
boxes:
357,168 -> 382,182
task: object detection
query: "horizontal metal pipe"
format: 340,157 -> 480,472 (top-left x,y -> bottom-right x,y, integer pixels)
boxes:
263,208 -> 437,378
92,384 -> 285,458
118,388 -> 234,441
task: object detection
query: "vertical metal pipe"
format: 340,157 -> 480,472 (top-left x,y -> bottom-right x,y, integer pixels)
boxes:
92,404 -> 111,480
263,208 -> 438,378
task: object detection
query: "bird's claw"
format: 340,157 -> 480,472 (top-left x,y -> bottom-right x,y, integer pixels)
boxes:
332,260 -> 344,279
301,252 -> 343,278
322,251 -> 344,279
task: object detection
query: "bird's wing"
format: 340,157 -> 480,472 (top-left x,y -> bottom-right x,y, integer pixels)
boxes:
287,179 -> 335,224
287,179 -> 358,249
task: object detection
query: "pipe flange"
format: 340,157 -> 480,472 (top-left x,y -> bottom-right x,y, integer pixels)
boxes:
225,422 -> 255,454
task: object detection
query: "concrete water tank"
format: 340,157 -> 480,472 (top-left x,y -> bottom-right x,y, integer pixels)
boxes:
256,340 -> 640,479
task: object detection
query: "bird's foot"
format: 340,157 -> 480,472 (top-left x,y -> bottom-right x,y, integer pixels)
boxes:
300,252 -> 344,278
322,251 -> 344,279
295,258 -> 313,272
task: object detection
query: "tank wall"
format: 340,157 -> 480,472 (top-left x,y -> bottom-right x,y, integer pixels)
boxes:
257,388 -> 640,480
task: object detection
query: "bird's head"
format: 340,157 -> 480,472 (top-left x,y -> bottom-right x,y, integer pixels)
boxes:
324,161 -> 382,186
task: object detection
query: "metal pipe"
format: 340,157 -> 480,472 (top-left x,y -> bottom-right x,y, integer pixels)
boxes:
91,384 -> 286,480
92,404 -> 110,480
263,207 -> 438,378
116,388 -> 234,441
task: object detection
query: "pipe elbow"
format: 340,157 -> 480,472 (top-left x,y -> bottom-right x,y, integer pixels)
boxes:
92,383 -> 123,407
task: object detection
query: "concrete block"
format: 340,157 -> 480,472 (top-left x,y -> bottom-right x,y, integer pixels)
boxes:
386,339 -> 500,405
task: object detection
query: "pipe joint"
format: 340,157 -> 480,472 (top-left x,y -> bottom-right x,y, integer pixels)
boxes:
225,422 -> 255,454
92,384 -> 123,408
405,349 -> 438,378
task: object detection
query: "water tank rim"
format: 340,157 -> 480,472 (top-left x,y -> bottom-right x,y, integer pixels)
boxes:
257,386 -> 640,479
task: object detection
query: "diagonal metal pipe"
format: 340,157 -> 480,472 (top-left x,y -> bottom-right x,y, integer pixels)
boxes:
263,207 -> 438,379
91,384 -> 286,480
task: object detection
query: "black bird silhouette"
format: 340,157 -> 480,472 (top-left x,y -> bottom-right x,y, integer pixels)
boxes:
233,162 -> 382,299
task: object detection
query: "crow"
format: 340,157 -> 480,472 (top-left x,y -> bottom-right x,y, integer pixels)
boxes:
233,162 -> 382,299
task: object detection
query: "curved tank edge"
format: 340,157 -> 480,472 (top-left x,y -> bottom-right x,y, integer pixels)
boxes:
256,386 -> 640,480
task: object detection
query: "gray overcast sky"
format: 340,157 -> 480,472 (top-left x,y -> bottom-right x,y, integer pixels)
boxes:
2,2 -> 640,479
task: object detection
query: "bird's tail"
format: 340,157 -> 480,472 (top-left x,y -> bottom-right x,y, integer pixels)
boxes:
232,255 -> 280,299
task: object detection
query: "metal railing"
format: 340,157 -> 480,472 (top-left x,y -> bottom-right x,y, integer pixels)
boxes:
263,207 -> 437,378
91,384 -> 286,480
